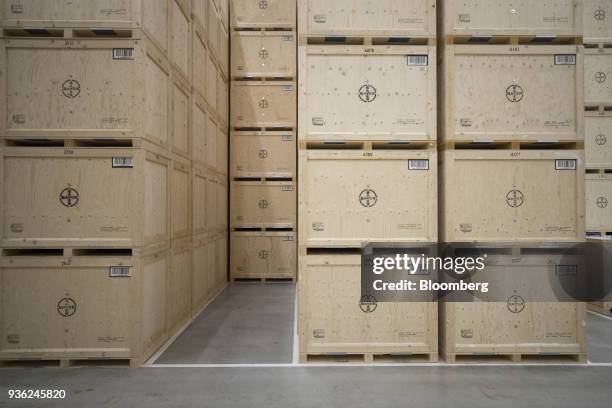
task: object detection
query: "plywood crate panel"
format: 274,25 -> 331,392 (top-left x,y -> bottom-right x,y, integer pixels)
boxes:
440,150 -> 586,243
220,0 -> 229,30
231,81 -> 296,128
192,167 -> 207,236
231,231 -> 296,279
206,114 -> 219,170
0,146 -> 171,248
220,24 -> 229,78
587,238 -> 612,315
298,0 -> 436,38
0,0 -> 169,52
206,53 -> 218,113
584,48 -> 612,107
193,25 -> 208,100
583,0 -> 612,44
231,130 -> 296,177
232,31 -> 296,78
231,0 -> 296,29
171,73 -> 191,159
217,73 -> 229,125
299,253 -> 438,361
168,237 -> 192,334
300,149 -> 437,248
216,124 -> 228,174
193,0 -> 208,29
170,0 -> 191,81
0,38 -> 171,146
192,94 -> 208,167
441,45 -> 583,142
440,0 -> 581,37
585,113 -> 612,168
216,178 -> 228,231
215,234 -> 228,287
440,251 -> 586,362
208,0 -> 220,60
299,45 -> 436,142
231,180 -> 296,228
205,174 -> 219,232
586,173 -> 612,232
192,234 -> 218,315
0,246 -> 170,366
171,160 -> 191,239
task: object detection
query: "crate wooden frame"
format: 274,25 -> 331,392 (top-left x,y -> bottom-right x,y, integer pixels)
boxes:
231,30 -> 296,78
583,0 -> 612,45
585,111 -> 612,169
230,230 -> 296,281
586,173 -> 612,232
230,0 -> 297,30
230,179 -> 296,229
231,130 -> 296,178
231,80 -> 297,128
584,47 -> 612,108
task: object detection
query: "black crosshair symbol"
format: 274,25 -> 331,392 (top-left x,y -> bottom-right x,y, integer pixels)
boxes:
259,99 -> 269,109
60,187 -> 79,207
259,49 -> 269,60
57,298 -> 77,317
595,72 -> 607,84
258,250 -> 269,260
359,295 -> 377,313
359,189 -> 378,208
594,8 -> 606,21
259,149 -> 268,159
259,0 -> 268,10
259,200 -> 269,209
507,294 -> 525,314
506,84 -> 524,103
62,79 -> 81,99
359,84 -> 377,103
596,134 -> 607,146
597,197 -> 609,209
506,190 -> 524,208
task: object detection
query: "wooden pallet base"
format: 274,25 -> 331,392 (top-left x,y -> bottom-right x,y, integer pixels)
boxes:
300,35 -> 435,46
445,35 -> 582,45
2,27 -> 135,39
587,231 -> 612,238
585,105 -> 612,114
586,168 -> 612,174
233,25 -> 296,32
441,140 -> 583,151
231,277 -> 295,283
300,352 -> 438,364
299,140 -> 435,151
0,358 -> 137,368
444,353 -> 587,364
232,126 -> 295,132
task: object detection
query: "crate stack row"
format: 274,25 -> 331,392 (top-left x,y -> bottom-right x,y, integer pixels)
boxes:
583,0 -> 612,316
229,0 -> 297,281
0,0 -> 230,367
438,0 -> 587,363
297,0 -> 439,363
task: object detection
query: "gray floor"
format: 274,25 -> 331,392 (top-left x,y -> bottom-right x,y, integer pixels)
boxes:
587,312 -> 612,363
155,283 -> 295,364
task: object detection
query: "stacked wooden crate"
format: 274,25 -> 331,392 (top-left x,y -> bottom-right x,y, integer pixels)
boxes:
297,0 -> 439,363
229,0 -> 297,282
0,0 -> 229,367
583,0 -> 612,315
439,0 -> 587,363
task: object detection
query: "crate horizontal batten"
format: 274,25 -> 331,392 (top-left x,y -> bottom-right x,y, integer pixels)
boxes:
299,253 -> 438,363
441,45 -> 584,143
231,180 -> 296,228
231,130 -> 296,178
231,31 -> 296,78
170,0 -> 191,82
586,173 -> 612,231
440,150 -> 586,243
0,246 -> 171,367
299,45 -> 436,143
585,112 -> 612,168
299,149 -> 437,248
583,0 -> 612,44
0,145 -> 173,248
230,231 -> 296,280
231,80 -> 296,127
231,0 -> 296,29
584,48 -> 612,107
440,0 -> 582,38
298,0 -> 436,38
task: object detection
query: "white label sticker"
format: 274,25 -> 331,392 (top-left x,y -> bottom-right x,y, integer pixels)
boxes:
110,266 -> 131,277
554,54 -> 576,65
113,48 -> 134,60
282,35 -> 294,41
282,235 -> 294,241
555,159 -> 576,170
281,135 -> 293,141
409,160 -> 430,170
112,157 -> 134,168
282,85 -> 293,92
556,265 -> 578,276
408,55 -> 428,66
282,185 -> 293,192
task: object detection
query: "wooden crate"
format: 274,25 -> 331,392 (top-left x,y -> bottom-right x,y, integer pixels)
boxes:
440,0 -> 581,38
299,149 -> 437,248
217,176 -> 229,232
208,0 -> 220,60
220,0 -> 229,31
192,167 -> 207,237
217,73 -> 229,125
168,237 -> 192,335
0,0 -> 169,52
584,48 -> 612,107
230,231 -> 296,280
299,45 -> 436,143
297,0 -> 436,38
192,24 -> 208,100
0,145 -> 171,248
440,150 -> 586,243
170,0 -> 191,81
441,45 -> 583,143
299,253 -> 438,363
192,233 -> 226,315
231,180 -> 296,228
583,0 -> 612,44
206,52 -> 218,113
231,0 -> 296,29
192,94 -> 209,167
171,72 -> 192,159
171,159 -> 191,240
231,130 -> 296,178
586,173 -> 612,232
215,233 -> 229,287
440,249 -> 587,363
220,24 -> 229,79
231,81 -> 296,128
585,112 -> 612,169
205,173 -> 219,232
0,245 -> 170,367
231,31 -> 296,78
0,37 -> 172,147
206,114 -> 219,170
217,123 -> 229,174
193,0 -> 208,29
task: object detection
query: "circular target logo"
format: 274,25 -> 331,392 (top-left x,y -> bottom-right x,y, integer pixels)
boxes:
61,79 -> 81,99
60,187 -> 79,207
506,84 -> 524,103
258,250 -> 269,259
594,8 -> 606,21
259,49 -> 269,60
259,99 -> 269,109
597,197 -> 609,209
359,189 -> 378,208
507,294 -> 525,314
259,149 -> 268,159
259,199 -> 269,209
57,298 -> 77,317
596,134 -> 607,146
259,0 -> 268,10
358,84 -> 377,103
595,72 -> 607,84
359,295 -> 377,313
506,190 -> 524,208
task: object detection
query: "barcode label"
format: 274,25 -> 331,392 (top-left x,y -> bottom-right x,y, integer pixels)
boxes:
409,160 -> 430,170
555,54 -> 576,65
113,157 -> 134,168
282,235 -> 294,241
408,55 -> 428,66
282,185 -> 293,192
282,85 -> 293,92
113,48 -> 134,60
281,135 -> 293,141
555,159 -> 576,170
282,35 -> 294,41
110,266 -> 131,277
556,265 -> 578,276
